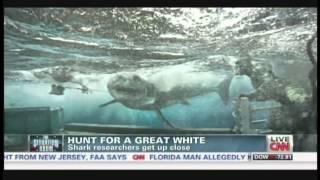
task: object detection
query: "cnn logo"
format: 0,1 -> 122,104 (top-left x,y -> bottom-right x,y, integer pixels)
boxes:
267,135 -> 293,152
132,154 -> 145,160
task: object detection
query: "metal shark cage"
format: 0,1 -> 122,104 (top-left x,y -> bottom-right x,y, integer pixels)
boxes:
62,97 -> 283,134
4,107 -> 64,151
232,97 -> 282,134
4,97 -> 283,136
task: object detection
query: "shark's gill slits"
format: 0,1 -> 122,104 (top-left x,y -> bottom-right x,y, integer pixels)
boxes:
144,87 -> 148,97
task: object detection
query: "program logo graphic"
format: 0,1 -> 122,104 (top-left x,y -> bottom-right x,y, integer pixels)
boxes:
266,135 -> 293,152
29,135 -> 63,152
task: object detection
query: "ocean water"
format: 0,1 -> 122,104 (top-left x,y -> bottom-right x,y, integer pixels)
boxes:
4,8 -> 317,129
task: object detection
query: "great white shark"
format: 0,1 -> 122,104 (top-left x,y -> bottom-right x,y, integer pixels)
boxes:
99,72 -> 232,128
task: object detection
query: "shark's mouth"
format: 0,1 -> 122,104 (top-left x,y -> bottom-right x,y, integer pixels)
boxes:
115,86 -> 144,93
112,86 -> 147,98
107,73 -> 156,102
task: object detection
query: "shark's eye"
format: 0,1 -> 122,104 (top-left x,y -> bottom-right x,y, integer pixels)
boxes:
133,75 -> 141,81
116,75 -> 125,81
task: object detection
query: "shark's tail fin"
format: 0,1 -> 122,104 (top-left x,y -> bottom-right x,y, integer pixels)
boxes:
99,99 -> 118,108
217,77 -> 233,105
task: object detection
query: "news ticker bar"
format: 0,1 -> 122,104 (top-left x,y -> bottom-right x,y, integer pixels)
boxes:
4,152 -> 317,162
27,134 -> 294,152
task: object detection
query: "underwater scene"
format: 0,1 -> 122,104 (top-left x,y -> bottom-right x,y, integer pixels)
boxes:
4,8 -> 317,151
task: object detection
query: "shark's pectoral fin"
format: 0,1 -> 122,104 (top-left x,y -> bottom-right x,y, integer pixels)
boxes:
154,107 -> 175,128
99,99 -> 118,108
217,77 -> 233,105
180,99 -> 190,105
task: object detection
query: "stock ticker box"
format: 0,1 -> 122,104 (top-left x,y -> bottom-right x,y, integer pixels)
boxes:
252,153 -> 293,160
29,135 -> 63,152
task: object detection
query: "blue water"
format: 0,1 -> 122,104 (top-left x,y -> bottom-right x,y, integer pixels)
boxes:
4,8 -> 315,129
4,78 -> 255,128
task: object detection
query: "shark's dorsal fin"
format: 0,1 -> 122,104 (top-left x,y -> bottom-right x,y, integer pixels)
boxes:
99,99 -> 118,108
154,107 -> 175,128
